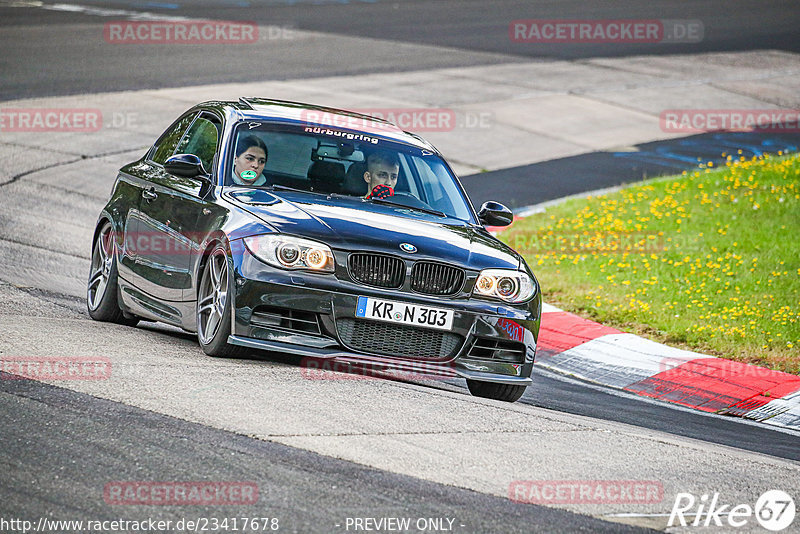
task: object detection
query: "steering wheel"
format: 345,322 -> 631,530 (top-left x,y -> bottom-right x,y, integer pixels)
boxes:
390,192 -> 434,210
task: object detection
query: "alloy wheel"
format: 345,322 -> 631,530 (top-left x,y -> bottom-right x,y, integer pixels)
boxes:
87,222 -> 114,311
197,249 -> 229,345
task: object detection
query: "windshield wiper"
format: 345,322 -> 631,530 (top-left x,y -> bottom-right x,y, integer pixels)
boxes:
264,185 -> 358,200
264,184 -> 308,193
370,197 -> 447,218
263,184 -> 332,196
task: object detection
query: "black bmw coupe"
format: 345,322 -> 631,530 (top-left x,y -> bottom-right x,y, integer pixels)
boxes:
87,98 -> 541,402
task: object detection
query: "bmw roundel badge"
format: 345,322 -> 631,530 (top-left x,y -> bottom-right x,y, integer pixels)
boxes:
399,243 -> 417,253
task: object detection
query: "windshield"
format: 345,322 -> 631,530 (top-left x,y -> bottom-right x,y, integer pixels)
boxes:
227,121 -> 476,222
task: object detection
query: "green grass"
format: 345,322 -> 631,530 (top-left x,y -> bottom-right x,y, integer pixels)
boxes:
500,152 -> 800,374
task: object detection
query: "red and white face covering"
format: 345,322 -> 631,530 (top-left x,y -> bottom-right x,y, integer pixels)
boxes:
366,184 -> 394,200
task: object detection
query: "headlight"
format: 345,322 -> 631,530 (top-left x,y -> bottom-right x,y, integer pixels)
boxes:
244,235 -> 335,273
472,269 -> 536,303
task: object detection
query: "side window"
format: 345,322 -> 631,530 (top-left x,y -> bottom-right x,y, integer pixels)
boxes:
411,157 -> 469,220
176,116 -> 220,173
397,154 -> 418,197
151,113 -> 196,165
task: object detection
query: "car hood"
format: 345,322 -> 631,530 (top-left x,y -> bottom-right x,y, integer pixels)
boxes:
225,189 -> 520,270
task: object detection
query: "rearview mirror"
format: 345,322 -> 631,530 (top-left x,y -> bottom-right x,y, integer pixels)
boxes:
478,201 -> 514,227
164,154 -> 211,182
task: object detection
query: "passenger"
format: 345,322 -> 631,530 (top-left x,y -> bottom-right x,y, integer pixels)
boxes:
363,150 -> 399,199
232,135 -> 268,186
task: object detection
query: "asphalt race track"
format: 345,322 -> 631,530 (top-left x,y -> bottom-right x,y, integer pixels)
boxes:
462,132 -> 800,209
2,378 -> 645,534
1,2 -> 800,533
3,0 -> 800,99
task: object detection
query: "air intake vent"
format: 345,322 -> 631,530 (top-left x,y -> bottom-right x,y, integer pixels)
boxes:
467,338 -> 526,363
410,261 -> 465,296
337,318 -> 463,360
348,253 -> 405,288
251,306 -> 321,335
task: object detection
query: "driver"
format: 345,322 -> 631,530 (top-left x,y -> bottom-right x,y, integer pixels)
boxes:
363,150 -> 399,199
232,135 -> 268,186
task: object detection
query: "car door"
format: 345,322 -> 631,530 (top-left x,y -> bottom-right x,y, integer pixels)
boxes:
133,112 -> 221,321
120,112 -> 197,288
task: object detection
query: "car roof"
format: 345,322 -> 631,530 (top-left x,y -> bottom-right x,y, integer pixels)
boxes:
205,98 -> 439,153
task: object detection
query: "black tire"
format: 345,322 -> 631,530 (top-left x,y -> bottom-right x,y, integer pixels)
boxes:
196,243 -> 246,358
467,379 -> 527,402
87,220 -> 138,326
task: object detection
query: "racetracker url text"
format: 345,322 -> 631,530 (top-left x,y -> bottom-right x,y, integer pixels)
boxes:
0,517 -> 279,533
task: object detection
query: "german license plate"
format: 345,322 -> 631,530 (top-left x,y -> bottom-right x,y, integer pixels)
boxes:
355,296 -> 454,331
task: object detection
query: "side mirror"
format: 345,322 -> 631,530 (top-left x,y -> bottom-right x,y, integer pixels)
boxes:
478,201 -> 514,227
164,154 -> 211,182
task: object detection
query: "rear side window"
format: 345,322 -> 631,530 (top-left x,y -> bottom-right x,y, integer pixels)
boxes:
176,116 -> 220,172
151,113 -> 196,165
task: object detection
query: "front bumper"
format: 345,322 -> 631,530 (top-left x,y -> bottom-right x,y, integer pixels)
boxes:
228,245 -> 541,384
